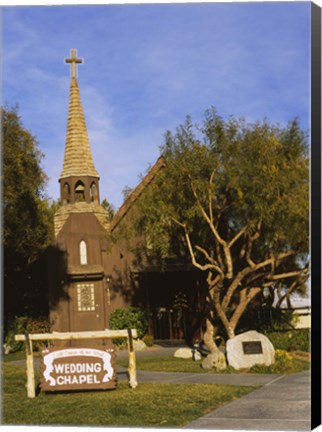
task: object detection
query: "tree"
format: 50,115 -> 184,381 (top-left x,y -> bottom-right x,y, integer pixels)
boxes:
101,198 -> 115,221
3,107 -> 53,319
134,108 -> 309,353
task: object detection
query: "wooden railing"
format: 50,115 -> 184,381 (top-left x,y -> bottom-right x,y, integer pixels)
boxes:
15,329 -> 138,398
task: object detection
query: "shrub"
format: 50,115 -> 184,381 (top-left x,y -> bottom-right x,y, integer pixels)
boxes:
4,316 -> 50,353
109,307 -> 148,346
265,329 -> 310,352
275,349 -> 293,363
250,348 -> 309,374
142,334 -> 154,347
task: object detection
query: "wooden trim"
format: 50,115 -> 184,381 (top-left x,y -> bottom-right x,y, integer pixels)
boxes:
110,156 -> 165,231
15,329 -> 138,341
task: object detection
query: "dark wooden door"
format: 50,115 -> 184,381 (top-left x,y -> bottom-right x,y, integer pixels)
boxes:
69,281 -> 107,332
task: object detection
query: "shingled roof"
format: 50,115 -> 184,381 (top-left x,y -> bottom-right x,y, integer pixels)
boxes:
54,202 -> 110,237
110,156 -> 165,231
60,77 -> 99,179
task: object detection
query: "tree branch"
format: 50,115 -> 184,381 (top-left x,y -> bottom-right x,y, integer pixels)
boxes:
229,287 -> 261,335
266,268 -> 307,281
228,225 -> 248,248
189,177 -> 234,278
207,272 -> 222,289
174,219 -> 224,276
213,286 -> 235,339
209,169 -> 216,225
195,245 -> 218,266
222,250 -> 296,310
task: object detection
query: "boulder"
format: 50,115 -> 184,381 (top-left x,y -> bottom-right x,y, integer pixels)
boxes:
192,350 -> 202,361
133,339 -> 147,351
226,330 -> 275,370
201,351 -> 227,371
174,348 -> 193,359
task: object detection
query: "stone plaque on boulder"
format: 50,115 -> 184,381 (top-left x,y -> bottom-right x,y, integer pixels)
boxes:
226,330 -> 275,370
41,347 -> 116,392
242,341 -> 263,355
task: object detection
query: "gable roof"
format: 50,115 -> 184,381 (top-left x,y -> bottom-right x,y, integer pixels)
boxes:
110,156 -> 165,231
54,202 -> 110,237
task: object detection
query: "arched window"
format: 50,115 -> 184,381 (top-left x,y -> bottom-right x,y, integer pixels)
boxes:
90,182 -> 98,203
63,183 -> 71,204
80,240 -> 87,265
75,181 -> 85,202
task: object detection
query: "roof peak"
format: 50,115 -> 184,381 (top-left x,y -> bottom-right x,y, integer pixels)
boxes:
65,48 -> 83,79
60,50 -> 99,180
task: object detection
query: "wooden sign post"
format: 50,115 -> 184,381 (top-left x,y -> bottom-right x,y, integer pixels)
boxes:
15,329 -> 138,398
25,333 -> 36,398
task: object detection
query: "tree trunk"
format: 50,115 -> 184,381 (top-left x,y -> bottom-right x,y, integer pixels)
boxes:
203,318 -> 221,353
228,287 -> 261,338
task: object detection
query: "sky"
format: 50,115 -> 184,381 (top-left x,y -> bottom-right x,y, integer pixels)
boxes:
3,1 -> 311,210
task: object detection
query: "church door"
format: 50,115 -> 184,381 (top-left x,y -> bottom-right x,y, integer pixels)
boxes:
69,281 -> 107,332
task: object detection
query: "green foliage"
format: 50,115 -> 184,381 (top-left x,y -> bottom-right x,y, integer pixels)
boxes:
109,307 -> 148,345
250,349 -> 309,374
137,111 -> 308,258
264,329 -> 310,352
3,107 -> 52,258
142,334 -> 154,347
130,108 -> 309,340
122,185 -> 134,201
101,198 -> 115,221
4,317 -> 28,353
275,348 -> 293,362
3,106 -> 53,318
4,316 -> 50,353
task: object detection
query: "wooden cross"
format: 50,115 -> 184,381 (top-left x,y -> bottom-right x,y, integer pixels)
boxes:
65,49 -> 83,78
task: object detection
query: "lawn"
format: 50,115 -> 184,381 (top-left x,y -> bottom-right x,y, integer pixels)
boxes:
2,363 -> 256,427
117,354 -> 310,374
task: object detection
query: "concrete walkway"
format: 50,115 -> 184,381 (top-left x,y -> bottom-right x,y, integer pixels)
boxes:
117,368 -> 282,387
184,370 -> 311,431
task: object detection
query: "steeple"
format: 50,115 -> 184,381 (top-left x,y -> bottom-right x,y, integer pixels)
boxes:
59,49 -> 100,206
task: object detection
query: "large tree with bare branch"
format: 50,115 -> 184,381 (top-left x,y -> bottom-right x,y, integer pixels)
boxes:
135,109 -> 309,353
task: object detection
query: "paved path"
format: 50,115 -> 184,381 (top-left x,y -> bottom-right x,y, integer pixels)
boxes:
184,370 -> 311,431
117,368 -> 281,386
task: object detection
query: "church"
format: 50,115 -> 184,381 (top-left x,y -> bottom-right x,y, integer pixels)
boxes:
49,50 -> 204,343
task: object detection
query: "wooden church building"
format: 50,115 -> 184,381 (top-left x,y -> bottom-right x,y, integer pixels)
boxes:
49,50 -> 204,343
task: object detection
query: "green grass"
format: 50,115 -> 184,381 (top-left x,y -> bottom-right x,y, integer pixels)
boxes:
2,350 -> 40,363
118,354 -> 310,375
2,363 -> 255,427
118,356 -> 211,373
249,358 -> 310,374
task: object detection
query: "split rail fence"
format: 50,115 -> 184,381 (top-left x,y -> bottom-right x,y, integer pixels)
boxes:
15,328 -> 138,398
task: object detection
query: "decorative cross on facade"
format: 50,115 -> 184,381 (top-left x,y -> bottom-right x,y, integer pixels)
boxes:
65,49 -> 83,78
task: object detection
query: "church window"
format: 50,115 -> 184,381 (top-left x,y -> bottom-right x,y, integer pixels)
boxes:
63,183 -> 71,204
77,283 -> 95,311
90,182 -> 98,203
80,240 -> 87,265
75,181 -> 85,202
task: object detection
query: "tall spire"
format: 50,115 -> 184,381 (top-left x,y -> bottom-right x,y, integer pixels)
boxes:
60,49 -> 99,179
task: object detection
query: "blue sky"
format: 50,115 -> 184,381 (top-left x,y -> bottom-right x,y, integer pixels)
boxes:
3,2 -> 311,209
